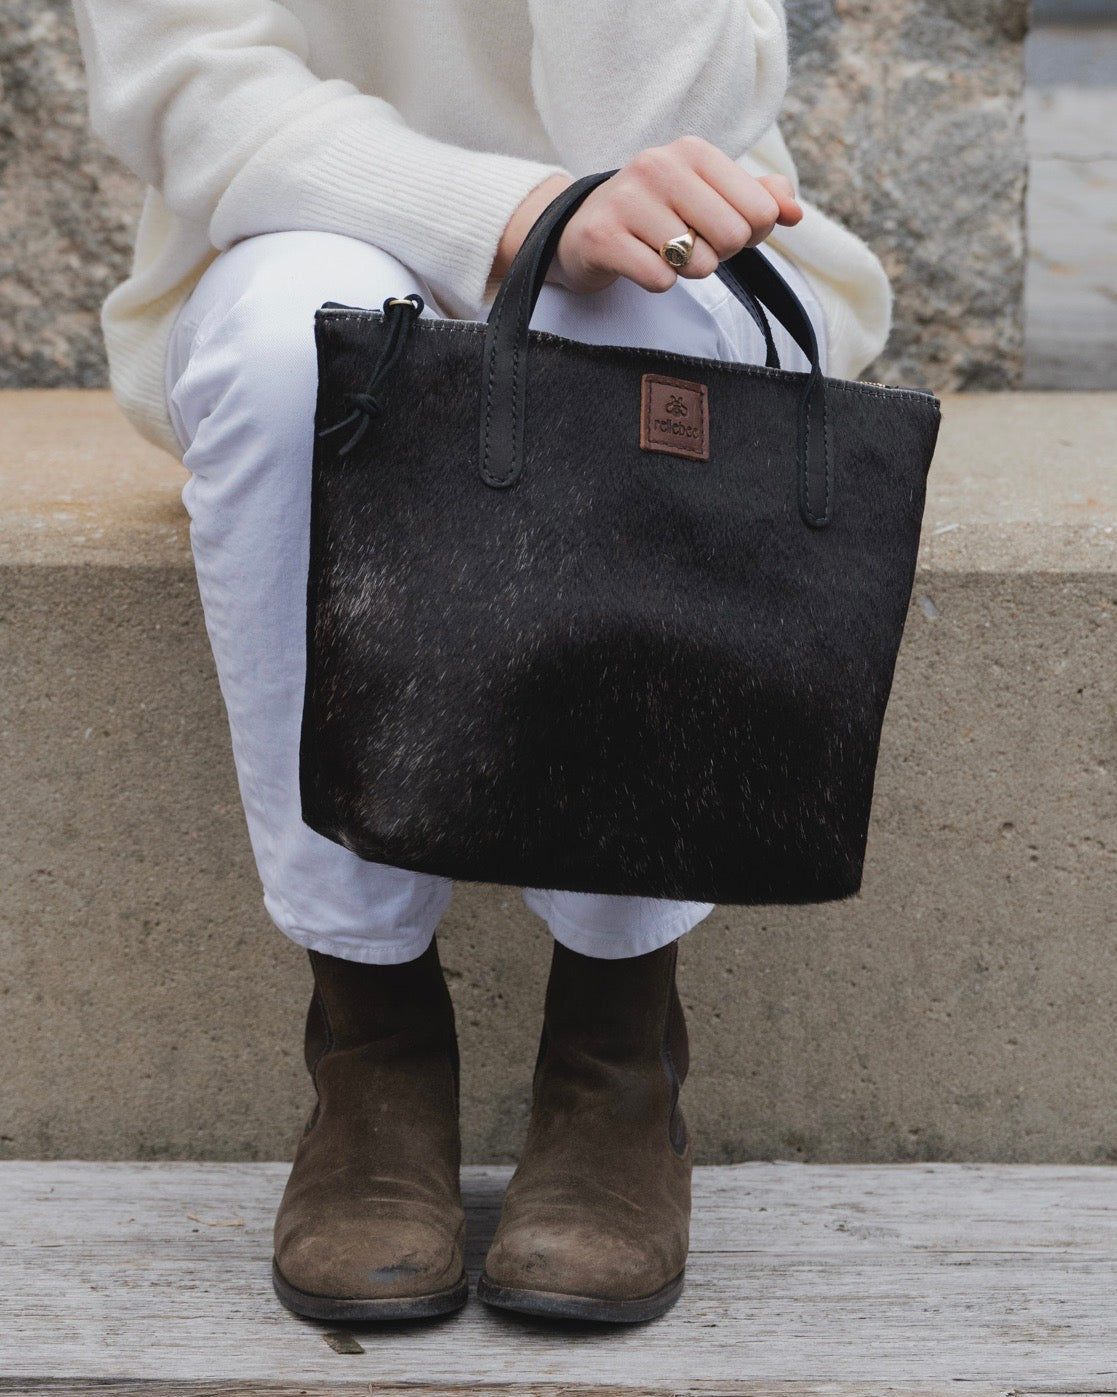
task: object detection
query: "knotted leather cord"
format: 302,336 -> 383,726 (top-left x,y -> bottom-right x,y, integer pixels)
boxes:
317,293 -> 425,456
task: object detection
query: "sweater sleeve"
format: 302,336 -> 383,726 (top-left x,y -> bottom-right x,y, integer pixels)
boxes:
525,0 -> 788,172
70,0 -> 572,318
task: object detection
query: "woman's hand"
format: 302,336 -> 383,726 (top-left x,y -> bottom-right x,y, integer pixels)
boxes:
549,135 -> 802,294
491,136 -> 802,295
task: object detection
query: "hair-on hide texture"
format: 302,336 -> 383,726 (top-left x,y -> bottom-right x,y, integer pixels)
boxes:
300,310 -> 941,905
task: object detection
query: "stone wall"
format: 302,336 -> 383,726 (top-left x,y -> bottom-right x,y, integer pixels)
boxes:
782,0 -> 1029,388
0,5 -> 137,390
0,1 -> 1027,394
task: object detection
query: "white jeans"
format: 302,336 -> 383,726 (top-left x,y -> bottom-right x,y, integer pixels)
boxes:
164,229 -> 828,965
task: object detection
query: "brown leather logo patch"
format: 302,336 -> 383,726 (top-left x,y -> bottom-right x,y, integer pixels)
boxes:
640,373 -> 709,461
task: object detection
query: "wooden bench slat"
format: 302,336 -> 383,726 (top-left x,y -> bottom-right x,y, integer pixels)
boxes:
3,1161 -> 1116,1390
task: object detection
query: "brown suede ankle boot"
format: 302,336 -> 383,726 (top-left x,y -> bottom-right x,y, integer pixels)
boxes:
271,936 -> 468,1320
477,938 -> 692,1322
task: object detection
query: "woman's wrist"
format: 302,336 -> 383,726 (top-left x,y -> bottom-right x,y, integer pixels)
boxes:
491,172 -> 575,285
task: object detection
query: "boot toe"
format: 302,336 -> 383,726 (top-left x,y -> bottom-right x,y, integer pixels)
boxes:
277,1215 -> 465,1301
484,1213 -> 681,1303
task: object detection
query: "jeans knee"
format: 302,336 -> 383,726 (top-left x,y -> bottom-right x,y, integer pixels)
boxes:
168,231 -> 443,455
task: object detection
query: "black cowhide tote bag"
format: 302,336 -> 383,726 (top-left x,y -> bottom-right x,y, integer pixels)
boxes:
300,169 -> 941,905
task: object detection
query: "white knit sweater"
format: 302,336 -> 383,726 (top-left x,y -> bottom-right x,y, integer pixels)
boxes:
71,0 -> 893,461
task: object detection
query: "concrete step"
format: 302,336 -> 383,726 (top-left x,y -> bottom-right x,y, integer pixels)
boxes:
2,1159 -> 1115,1389
1,390 -> 1115,1165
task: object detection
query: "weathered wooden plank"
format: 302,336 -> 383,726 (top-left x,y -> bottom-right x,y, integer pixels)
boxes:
1,1163 -> 1115,1388
0,1384 -> 1075,1397
4,1385 -> 1104,1397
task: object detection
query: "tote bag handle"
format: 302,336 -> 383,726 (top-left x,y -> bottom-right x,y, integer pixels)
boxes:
479,169 -> 832,528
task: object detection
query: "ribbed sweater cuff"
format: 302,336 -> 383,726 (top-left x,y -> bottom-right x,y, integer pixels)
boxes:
211,96 -> 572,321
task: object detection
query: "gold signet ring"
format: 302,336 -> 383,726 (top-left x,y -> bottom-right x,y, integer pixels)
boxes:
660,226 -> 696,268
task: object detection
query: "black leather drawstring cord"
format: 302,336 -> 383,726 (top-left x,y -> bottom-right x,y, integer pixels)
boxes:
317,293 -> 424,456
